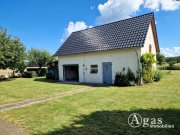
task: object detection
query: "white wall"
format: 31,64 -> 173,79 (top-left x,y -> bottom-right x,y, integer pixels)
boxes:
141,23 -> 157,69
58,48 -> 141,84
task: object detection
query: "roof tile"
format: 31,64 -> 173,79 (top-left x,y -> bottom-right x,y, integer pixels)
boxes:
55,13 -> 154,56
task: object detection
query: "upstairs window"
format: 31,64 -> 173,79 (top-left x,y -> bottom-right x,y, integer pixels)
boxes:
149,44 -> 152,53
90,65 -> 98,74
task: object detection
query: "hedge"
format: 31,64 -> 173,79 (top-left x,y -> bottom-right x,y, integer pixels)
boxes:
22,71 -> 37,78
26,67 -> 47,76
159,65 -> 180,70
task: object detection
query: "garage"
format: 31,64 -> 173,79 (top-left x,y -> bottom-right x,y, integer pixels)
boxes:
63,65 -> 79,82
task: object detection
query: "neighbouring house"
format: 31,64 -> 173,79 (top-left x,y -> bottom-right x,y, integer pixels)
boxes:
55,13 -> 160,84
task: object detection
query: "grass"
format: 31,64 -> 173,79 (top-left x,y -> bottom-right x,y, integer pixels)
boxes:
0,77 -> 86,105
0,71 -> 180,135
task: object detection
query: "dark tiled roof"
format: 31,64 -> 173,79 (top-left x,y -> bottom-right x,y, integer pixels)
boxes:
55,13 -> 154,56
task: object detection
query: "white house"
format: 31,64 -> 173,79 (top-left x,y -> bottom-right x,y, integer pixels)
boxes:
55,13 -> 159,84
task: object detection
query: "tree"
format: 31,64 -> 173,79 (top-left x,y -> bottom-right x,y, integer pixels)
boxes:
168,61 -> 176,68
177,56 -> 180,63
166,56 -> 179,63
17,60 -> 28,73
0,28 -> 26,71
156,53 -> 165,65
27,48 -> 53,70
0,28 -> 9,69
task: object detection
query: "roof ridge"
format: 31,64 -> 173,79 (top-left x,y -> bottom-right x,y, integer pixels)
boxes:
72,12 -> 154,34
55,12 -> 155,56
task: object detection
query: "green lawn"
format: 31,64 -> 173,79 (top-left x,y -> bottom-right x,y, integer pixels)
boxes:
0,77 -> 85,104
0,71 -> 180,135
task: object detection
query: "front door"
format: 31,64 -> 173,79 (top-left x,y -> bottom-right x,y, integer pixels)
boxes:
103,62 -> 112,84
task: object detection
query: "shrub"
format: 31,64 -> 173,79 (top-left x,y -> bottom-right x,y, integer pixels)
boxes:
140,53 -> 156,67
142,69 -> 155,83
46,72 -> 53,79
140,53 -> 156,83
158,65 -> 168,70
39,68 -> 47,76
114,72 -> 128,86
46,69 -> 59,80
26,67 -> 47,76
156,53 -> 165,65
153,70 -> 163,82
26,67 -> 39,72
168,61 -> 176,68
135,70 -> 142,85
46,70 -> 54,79
159,65 -> 180,70
168,65 -> 180,70
22,71 -> 36,78
114,67 -> 136,86
126,68 -> 136,85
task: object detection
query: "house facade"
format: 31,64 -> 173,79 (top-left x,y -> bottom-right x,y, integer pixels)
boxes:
55,13 -> 159,84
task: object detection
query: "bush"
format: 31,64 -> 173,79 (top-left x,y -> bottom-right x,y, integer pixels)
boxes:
168,61 -> 176,68
22,71 -> 36,78
39,68 -> 47,76
159,65 -> 180,70
168,65 -> 180,70
142,69 -> 155,83
140,53 -> 156,83
158,65 -> 168,70
156,53 -> 165,65
46,72 -> 53,79
26,67 -> 39,72
153,70 -> 163,82
135,70 -> 142,85
26,67 -> 47,76
46,69 -> 59,80
114,72 -> 128,86
114,68 -> 136,86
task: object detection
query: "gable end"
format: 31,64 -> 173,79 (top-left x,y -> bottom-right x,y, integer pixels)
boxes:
151,15 -> 160,53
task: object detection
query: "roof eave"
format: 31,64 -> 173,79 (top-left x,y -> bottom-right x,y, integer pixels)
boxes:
151,14 -> 160,53
55,46 -> 143,56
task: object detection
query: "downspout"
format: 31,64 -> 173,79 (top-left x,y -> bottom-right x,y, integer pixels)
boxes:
83,53 -> 85,84
134,48 -> 141,85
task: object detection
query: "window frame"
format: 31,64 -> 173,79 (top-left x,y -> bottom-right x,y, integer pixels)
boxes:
90,64 -> 98,74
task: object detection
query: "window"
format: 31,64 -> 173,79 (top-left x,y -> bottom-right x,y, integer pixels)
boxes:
90,65 -> 98,74
149,44 -> 152,53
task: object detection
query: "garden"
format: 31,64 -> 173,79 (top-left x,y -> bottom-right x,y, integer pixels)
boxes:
0,70 -> 179,135
0,27 -> 180,135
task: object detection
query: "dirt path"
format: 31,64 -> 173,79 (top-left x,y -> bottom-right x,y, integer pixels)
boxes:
0,87 -> 93,111
0,118 -> 29,135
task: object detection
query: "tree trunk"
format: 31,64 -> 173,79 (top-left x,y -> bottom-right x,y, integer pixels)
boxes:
38,64 -> 42,76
